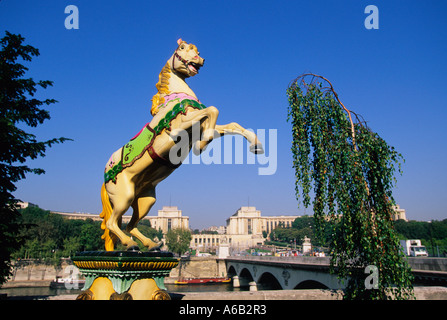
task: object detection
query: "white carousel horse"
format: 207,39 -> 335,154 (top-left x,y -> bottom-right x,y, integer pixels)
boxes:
100,39 -> 263,251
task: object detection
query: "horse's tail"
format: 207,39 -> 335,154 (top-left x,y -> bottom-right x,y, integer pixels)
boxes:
100,183 -> 117,251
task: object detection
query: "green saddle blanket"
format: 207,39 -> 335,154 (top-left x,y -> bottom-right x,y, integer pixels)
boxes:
122,124 -> 155,168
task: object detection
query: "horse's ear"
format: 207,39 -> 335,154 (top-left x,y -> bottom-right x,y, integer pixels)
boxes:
177,38 -> 183,46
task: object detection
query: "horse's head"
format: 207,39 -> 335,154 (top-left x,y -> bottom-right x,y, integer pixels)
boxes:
171,38 -> 204,78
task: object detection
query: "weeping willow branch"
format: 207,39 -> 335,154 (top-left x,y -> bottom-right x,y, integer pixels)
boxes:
287,73 -> 414,300
297,73 -> 358,150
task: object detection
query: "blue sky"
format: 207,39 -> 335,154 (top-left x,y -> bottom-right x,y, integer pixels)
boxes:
1,0 -> 446,229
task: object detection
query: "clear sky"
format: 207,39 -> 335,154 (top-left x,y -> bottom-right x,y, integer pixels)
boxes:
1,0 -> 446,229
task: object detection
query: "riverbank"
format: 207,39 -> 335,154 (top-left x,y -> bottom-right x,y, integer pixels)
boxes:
5,257 -> 224,283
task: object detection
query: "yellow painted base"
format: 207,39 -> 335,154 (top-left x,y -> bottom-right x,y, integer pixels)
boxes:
128,278 -> 170,300
76,277 -> 170,300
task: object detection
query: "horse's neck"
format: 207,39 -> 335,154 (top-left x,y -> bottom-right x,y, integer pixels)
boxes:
164,60 -> 197,98
149,61 -> 198,126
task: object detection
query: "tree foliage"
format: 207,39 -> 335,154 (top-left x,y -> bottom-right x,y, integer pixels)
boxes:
287,74 -> 414,299
13,206 -> 103,260
394,219 -> 447,256
13,206 -> 165,259
0,31 -> 70,285
394,219 -> 447,241
165,228 -> 192,256
269,216 -> 314,245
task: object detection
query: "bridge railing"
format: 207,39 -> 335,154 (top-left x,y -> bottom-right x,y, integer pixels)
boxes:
226,255 -> 447,272
225,255 -> 331,266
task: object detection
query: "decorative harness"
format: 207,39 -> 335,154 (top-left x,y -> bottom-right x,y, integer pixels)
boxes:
172,45 -> 201,75
173,49 -> 189,69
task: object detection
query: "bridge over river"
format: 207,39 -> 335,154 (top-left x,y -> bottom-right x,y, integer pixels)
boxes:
224,256 -> 447,290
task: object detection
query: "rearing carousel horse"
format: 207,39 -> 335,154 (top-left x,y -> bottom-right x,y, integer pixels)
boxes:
100,39 -> 264,251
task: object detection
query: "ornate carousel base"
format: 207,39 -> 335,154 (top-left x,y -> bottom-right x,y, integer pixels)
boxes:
72,250 -> 179,300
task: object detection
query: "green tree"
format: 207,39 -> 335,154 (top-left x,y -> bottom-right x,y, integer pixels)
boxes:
292,215 -> 315,230
0,31 -> 70,285
394,219 -> 447,256
79,220 -> 103,251
287,74 -> 413,300
165,228 -> 192,256
23,238 -> 41,259
41,239 -> 57,257
62,237 -> 82,258
166,228 -> 192,279
270,227 -> 299,243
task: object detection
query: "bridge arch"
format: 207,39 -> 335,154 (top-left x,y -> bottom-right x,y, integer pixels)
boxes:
227,265 -> 237,278
257,272 -> 282,290
225,257 -> 344,291
294,280 -> 329,289
240,268 -> 253,278
238,267 -> 254,287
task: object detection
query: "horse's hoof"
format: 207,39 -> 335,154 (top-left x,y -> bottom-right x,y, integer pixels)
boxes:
250,144 -> 264,154
148,241 -> 163,251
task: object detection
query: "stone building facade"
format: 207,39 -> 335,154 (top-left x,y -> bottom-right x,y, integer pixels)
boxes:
146,206 -> 189,234
391,204 -> 407,221
191,206 -> 299,251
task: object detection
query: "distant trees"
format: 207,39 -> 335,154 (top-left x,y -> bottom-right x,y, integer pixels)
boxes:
165,228 -> 192,256
13,206 -> 103,261
0,31 -> 70,285
269,215 -> 447,255
269,222 -> 311,246
268,215 -> 327,246
12,206 -> 166,261
394,219 -> 447,240
165,228 -> 192,279
394,219 -> 447,256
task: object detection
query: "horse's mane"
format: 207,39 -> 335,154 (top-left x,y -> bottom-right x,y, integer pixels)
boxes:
151,62 -> 171,116
151,42 -> 199,116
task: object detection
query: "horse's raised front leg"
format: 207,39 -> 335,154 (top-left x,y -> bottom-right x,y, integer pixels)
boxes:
126,188 -> 163,251
215,122 -> 264,154
170,106 -> 220,155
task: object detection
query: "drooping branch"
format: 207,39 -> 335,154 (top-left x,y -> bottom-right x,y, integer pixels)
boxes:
287,74 -> 413,300
291,73 -> 375,205
291,73 -> 366,151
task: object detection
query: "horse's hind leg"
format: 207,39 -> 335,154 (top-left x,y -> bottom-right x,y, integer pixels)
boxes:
106,183 -> 138,248
193,107 -> 220,154
126,188 -> 162,250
